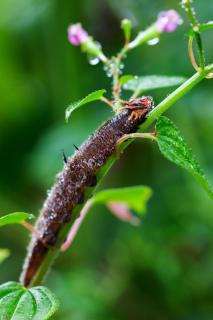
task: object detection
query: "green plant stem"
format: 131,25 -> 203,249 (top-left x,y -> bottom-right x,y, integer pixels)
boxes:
182,0 -> 205,69
112,47 -> 128,103
195,33 -> 205,69
28,64 -> 213,287
112,24 -> 160,105
188,35 -> 199,70
141,65 -> 213,130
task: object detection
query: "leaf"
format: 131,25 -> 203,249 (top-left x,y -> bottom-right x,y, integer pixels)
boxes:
156,116 -> 213,199
199,21 -> 213,32
107,202 -> 141,225
0,282 -> 59,320
123,75 -> 186,96
119,74 -> 135,86
0,212 -> 33,227
65,89 -> 106,121
0,249 -> 10,264
92,186 -> 152,215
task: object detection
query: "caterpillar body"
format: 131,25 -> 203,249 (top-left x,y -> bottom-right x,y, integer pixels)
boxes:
20,96 -> 154,287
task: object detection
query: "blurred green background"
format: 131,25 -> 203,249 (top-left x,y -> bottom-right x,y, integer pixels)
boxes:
0,0 -> 213,319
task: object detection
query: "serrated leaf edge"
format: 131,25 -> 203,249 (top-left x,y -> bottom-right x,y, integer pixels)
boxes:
156,116 -> 213,200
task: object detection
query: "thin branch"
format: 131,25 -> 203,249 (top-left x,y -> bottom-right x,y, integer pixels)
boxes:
61,199 -> 93,251
101,96 -> 114,108
116,132 -> 157,156
188,35 -> 199,71
182,0 -> 205,69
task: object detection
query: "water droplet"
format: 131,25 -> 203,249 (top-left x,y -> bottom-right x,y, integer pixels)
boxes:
106,71 -> 112,77
147,37 -> 160,46
88,56 -> 100,65
181,0 -> 191,11
103,59 -> 115,77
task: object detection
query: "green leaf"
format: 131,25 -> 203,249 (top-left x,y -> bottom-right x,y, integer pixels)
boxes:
0,249 -> 10,264
199,21 -> 213,32
121,19 -> 132,42
123,75 -> 186,96
119,74 -> 135,86
92,186 -> 152,215
156,116 -> 213,199
0,212 -> 33,227
0,282 -> 59,320
65,89 -> 106,121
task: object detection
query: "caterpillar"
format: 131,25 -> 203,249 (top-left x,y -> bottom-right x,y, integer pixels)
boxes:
20,96 -> 154,287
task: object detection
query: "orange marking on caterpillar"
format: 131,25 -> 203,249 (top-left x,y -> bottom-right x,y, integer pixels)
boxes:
118,96 -> 154,121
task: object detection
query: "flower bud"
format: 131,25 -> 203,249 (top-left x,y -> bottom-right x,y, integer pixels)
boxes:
121,19 -> 132,43
68,22 -> 107,63
67,23 -> 89,46
156,10 -> 183,33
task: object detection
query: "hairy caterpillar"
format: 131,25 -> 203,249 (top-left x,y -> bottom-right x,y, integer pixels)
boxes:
20,96 -> 154,287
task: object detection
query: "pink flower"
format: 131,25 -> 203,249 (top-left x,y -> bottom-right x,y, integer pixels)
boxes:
156,10 -> 183,33
67,23 -> 89,46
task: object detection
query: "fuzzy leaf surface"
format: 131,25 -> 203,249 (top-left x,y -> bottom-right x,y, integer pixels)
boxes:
123,75 -> 185,96
0,282 -> 59,320
156,116 -> 213,199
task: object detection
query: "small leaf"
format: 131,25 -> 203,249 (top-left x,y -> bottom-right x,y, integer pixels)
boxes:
123,75 -> 186,96
121,19 -> 132,42
0,249 -> 10,264
65,89 -> 106,121
107,202 -> 141,225
119,74 -> 135,86
0,212 -> 33,227
156,116 -> 213,199
0,282 -> 59,320
199,21 -> 213,32
93,186 -> 152,215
